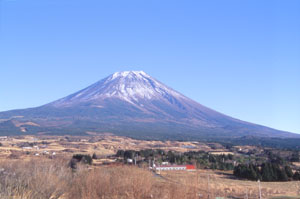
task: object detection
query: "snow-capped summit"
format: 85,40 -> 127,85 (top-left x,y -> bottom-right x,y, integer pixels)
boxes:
50,71 -> 184,107
110,71 -> 149,80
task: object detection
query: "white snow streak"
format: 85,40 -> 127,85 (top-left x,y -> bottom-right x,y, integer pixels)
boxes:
51,71 -> 186,106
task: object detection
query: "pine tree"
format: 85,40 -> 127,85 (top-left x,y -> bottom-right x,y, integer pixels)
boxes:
293,171 -> 300,180
261,163 -> 273,181
248,164 -> 258,180
277,167 -> 288,181
285,165 -> 293,178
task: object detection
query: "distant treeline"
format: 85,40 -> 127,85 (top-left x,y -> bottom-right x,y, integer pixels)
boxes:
214,137 -> 300,151
234,163 -> 300,182
1,120 -> 300,150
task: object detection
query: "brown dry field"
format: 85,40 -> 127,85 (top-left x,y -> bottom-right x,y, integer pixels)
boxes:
160,170 -> 300,199
0,135 -> 300,199
0,135 -> 216,160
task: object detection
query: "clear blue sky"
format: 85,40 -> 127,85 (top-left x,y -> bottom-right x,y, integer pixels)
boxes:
0,0 -> 299,133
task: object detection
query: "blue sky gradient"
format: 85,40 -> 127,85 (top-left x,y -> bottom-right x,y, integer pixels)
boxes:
0,0 -> 299,133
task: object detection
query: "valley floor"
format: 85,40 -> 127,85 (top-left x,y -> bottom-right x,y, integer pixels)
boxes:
0,135 -> 299,199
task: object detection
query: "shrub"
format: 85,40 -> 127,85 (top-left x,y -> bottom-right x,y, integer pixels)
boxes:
0,159 -> 201,199
92,153 -> 98,159
0,158 -> 71,199
72,154 -> 93,165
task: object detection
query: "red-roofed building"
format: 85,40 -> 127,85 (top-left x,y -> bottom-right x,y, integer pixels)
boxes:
155,164 -> 195,171
186,165 -> 196,170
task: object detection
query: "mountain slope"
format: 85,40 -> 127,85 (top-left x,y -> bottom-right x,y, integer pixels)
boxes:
0,71 -> 298,139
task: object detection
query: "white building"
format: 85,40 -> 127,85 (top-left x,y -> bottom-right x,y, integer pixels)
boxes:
0,136 -> 8,141
155,165 -> 195,171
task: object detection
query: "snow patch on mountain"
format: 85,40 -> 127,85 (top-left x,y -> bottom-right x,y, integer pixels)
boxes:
49,71 -> 186,107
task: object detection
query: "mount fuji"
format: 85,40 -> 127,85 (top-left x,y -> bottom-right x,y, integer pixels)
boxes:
0,71 -> 297,139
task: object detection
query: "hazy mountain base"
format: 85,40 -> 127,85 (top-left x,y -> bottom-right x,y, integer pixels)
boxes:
2,103 -> 297,137
1,120 -> 300,150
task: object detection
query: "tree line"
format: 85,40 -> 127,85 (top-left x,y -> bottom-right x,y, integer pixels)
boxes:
116,149 -> 235,170
234,162 -> 300,181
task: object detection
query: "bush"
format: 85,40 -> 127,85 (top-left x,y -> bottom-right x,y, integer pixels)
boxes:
0,159 -> 71,199
92,153 -> 98,159
72,154 -> 93,165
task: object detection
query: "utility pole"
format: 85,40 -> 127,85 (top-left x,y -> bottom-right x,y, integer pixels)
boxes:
207,174 -> 210,199
134,155 -> 136,165
258,180 -> 262,199
196,168 -> 199,198
158,163 -> 161,175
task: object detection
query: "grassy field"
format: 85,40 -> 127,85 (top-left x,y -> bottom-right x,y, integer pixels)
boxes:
0,157 -> 299,199
0,135 -> 299,199
0,158 -> 204,199
160,170 -> 300,199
